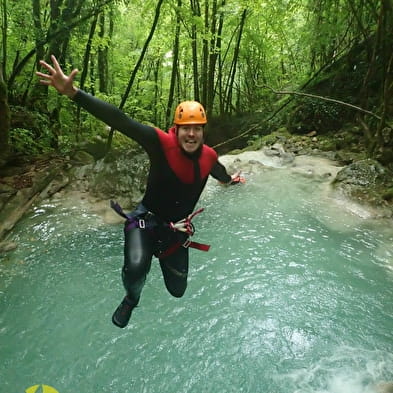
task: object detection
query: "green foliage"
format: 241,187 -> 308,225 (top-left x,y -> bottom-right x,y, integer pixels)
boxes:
9,128 -> 53,155
111,131 -> 140,152
383,188 -> 393,201
287,97 -> 343,134
1,0 -> 388,162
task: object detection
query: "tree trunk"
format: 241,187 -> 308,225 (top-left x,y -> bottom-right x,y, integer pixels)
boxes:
79,14 -> 99,92
206,0 -> 225,117
357,0 -> 391,154
166,0 -> 181,129
190,0 -> 201,102
74,13 -> 99,141
200,1 -> 209,107
30,0 -> 48,109
7,0 -> 114,92
153,57 -> 161,125
98,10 -> 113,94
106,0 -> 165,151
372,0 -> 393,161
1,0 -> 7,82
224,9 -> 247,114
89,54 -> 96,96
0,70 -> 10,159
119,0 -> 164,110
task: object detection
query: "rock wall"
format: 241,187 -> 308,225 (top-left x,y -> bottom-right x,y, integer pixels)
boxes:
0,149 -> 149,252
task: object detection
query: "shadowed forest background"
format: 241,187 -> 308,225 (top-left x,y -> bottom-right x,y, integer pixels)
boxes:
0,0 -> 392,167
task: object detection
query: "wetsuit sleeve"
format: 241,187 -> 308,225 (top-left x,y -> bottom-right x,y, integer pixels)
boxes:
210,160 -> 232,183
72,89 -> 157,150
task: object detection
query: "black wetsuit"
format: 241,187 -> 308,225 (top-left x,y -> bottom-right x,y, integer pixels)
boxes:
73,90 -> 232,304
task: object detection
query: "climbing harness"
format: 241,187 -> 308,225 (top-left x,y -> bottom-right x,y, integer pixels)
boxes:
169,207 -> 203,235
110,201 -> 210,258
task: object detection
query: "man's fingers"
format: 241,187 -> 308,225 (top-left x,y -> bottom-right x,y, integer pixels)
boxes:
35,71 -> 47,78
50,54 -> 62,73
38,79 -> 52,86
50,55 -> 60,70
69,69 -> 79,81
35,70 -> 53,85
39,60 -> 55,74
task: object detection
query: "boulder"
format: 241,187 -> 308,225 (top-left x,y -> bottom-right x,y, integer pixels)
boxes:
332,158 -> 393,213
333,159 -> 391,187
71,150 -> 96,165
88,151 -> 149,209
0,160 -> 69,246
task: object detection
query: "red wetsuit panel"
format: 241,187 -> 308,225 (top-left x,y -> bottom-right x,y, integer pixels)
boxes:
156,127 -> 218,184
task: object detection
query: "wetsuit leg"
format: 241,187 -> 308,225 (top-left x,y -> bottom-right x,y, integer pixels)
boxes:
159,246 -> 189,298
122,227 -> 155,304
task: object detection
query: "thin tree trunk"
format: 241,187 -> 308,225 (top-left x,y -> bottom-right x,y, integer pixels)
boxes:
47,0 -> 62,61
205,0 -> 217,116
153,57 -> 161,125
1,0 -> 7,82
30,0 -> 47,108
7,0 -> 114,91
106,0 -> 165,151
75,13 -> 99,141
201,1 -> 209,106
190,0 -> 201,101
224,9 -> 247,114
98,10 -> 113,94
206,0 -> 226,117
0,70 -> 10,158
118,0 -> 165,110
166,0 -> 181,129
358,0 -> 389,154
373,0 -> 393,156
79,14 -> 98,91
32,0 -> 45,65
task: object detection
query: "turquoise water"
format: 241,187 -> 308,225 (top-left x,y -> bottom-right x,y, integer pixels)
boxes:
1,167 -> 393,393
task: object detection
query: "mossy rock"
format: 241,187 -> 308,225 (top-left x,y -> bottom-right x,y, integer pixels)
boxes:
258,128 -> 291,147
71,150 -> 95,165
317,138 -> 338,151
333,159 -> 391,187
78,139 -> 108,160
382,188 -> 393,201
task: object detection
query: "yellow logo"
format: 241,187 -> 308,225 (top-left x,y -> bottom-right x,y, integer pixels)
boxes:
25,385 -> 60,393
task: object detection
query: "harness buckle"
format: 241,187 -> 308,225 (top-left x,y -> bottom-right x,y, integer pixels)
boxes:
182,239 -> 191,248
138,219 -> 146,229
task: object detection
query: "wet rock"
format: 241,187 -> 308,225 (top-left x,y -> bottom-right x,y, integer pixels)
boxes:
376,382 -> 393,393
332,159 -> 393,215
79,136 -> 108,160
0,160 -> 69,244
0,182 -> 17,211
88,151 -> 149,209
71,150 -> 95,165
263,143 -> 295,166
334,159 -> 391,187
0,241 -> 18,253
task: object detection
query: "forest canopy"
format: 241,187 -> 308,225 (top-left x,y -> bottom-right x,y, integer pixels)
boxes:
0,0 -> 392,162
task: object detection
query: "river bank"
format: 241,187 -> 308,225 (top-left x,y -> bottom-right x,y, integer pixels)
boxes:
1,141 -> 392,254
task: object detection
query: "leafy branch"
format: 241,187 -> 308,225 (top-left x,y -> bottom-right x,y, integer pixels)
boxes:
7,0 -> 115,90
262,85 -> 383,121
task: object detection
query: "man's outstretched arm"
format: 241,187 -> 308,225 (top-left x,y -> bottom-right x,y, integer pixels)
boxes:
210,161 -> 245,185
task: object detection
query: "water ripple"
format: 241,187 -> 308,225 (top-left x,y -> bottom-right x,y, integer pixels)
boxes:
1,174 -> 393,393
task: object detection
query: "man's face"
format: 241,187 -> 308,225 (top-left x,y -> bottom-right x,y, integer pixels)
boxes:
177,125 -> 204,153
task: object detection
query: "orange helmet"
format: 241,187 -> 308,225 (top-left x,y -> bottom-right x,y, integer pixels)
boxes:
174,101 -> 207,125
